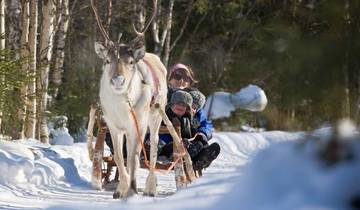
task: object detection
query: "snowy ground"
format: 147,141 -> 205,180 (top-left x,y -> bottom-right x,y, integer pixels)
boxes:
0,128 -> 359,210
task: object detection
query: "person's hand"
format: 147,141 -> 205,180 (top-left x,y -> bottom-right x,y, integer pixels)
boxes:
182,138 -> 190,148
193,133 -> 207,144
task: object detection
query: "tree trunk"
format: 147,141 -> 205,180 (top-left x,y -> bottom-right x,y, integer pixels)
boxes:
51,0 -> 69,99
38,0 -> 55,143
105,0 -> 112,33
0,0 -> 5,132
18,0 -> 30,139
152,0 -> 162,55
179,13 -> 206,60
161,0 -> 174,67
343,0 -> 351,119
355,73 -> 360,126
24,0 -> 37,139
7,0 -> 21,56
134,0 -> 146,33
0,0 -> 4,49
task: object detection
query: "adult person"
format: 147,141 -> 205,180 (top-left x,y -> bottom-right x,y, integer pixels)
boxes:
167,63 -> 198,102
167,64 -> 220,170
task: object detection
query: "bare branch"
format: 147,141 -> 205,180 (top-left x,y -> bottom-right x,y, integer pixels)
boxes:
90,0 -> 112,44
133,0 -> 157,36
170,0 -> 194,52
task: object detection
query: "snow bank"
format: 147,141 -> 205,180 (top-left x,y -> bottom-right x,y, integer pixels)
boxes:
214,127 -> 360,210
0,141 -> 35,184
0,140 -> 68,186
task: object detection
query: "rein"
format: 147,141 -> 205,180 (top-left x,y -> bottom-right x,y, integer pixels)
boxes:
126,98 -> 186,174
121,59 -> 186,174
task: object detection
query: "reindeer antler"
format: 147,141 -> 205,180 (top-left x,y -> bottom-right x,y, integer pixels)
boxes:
90,0 -> 113,46
132,0 -> 158,37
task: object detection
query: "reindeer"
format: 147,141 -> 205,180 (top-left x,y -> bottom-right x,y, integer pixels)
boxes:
89,0 -> 167,198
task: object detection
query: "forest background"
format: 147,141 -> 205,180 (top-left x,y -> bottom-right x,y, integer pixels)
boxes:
0,0 -> 360,143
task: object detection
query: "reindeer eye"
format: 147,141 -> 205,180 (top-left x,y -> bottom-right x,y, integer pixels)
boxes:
129,60 -> 134,65
105,59 -> 110,64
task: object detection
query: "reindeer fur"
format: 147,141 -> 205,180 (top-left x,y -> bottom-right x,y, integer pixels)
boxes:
94,42 -> 167,198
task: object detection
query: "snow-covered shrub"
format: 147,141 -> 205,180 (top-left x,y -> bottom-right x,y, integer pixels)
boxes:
49,116 -> 74,145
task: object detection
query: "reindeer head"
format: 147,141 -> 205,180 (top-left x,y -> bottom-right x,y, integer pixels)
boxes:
94,39 -> 145,94
91,0 -> 156,94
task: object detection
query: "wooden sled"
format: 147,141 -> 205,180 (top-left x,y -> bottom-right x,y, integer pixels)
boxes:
86,105 -> 197,190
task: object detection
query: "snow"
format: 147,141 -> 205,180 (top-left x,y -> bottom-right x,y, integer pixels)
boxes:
50,127 -> 74,145
0,126 -> 359,210
49,116 -> 74,145
204,85 -> 267,120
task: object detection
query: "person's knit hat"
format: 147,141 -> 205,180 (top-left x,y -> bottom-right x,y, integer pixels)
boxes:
168,63 -> 197,84
171,90 -> 193,109
189,90 -> 206,111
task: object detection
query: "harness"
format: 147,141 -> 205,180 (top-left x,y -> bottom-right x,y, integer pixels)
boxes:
121,59 -> 186,174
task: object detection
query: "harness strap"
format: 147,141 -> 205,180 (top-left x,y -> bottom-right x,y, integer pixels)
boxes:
142,59 -> 160,101
128,102 -> 186,174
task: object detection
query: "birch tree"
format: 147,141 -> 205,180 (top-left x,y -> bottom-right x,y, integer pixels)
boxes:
151,0 -> 192,67
134,0 -> 146,33
25,0 -> 37,138
38,0 -> 55,143
51,0 -> 69,99
8,0 -> 21,56
18,0 -> 30,139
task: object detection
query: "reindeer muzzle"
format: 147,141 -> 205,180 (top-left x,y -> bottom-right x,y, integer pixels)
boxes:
111,76 -> 125,90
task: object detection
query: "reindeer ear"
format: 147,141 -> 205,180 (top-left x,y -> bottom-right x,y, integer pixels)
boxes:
128,36 -> 145,62
132,45 -> 145,62
94,42 -> 108,59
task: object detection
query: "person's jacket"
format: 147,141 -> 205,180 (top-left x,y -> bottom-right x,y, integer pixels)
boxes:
192,108 -> 213,141
158,105 -> 192,144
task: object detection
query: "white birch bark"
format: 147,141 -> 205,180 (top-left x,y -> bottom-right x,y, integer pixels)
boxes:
19,0 -> 29,139
152,0 -> 191,64
38,0 -> 55,143
25,0 -> 37,139
8,0 -> 21,56
134,0 -> 146,33
162,0 -> 174,67
51,0 -> 69,98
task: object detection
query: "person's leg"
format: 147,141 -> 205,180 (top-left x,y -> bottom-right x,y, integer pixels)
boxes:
105,132 -> 114,154
187,140 -> 207,160
159,142 -> 173,159
192,142 -> 221,171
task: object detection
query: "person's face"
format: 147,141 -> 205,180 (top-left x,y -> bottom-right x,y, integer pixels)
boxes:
171,102 -> 187,116
169,71 -> 191,89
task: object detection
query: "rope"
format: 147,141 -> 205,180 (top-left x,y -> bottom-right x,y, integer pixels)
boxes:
127,102 -> 186,175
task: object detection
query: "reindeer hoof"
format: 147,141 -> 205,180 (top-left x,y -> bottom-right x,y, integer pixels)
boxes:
130,180 -> 138,194
143,189 -> 155,197
113,191 -> 121,199
127,188 -> 138,197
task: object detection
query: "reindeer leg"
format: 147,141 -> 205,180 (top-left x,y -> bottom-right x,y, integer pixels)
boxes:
144,108 -> 162,196
125,128 -> 145,196
111,130 -> 130,199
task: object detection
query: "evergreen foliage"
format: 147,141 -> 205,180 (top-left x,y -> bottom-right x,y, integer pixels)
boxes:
4,1 -> 358,136
0,36 -> 29,136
